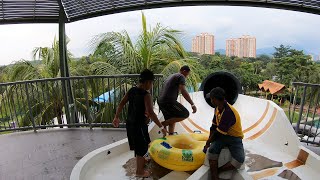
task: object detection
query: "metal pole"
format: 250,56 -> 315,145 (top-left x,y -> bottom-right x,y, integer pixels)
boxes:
83,78 -> 92,130
64,42 -> 77,124
288,86 -> 294,121
58,6 -> 71,126
296,86 -> 307,134
25,83 -> 36,132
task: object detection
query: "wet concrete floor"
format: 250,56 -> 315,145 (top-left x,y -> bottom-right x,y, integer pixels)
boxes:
0,128 -> 126,180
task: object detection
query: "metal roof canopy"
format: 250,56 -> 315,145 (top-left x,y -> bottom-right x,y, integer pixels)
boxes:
0,0 -> 320,25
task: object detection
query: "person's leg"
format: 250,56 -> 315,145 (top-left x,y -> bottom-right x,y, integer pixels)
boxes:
209,159 -> 219,180
208,139 -> 225,180
219,137 -> 245,173
126,124 -> 135,151
218,161 -> 236,173
134,125 -> 151,177
169,122 -> 175,134
160,101 -> 189,134
136,155 -> 147,175
162,118 -> 185,134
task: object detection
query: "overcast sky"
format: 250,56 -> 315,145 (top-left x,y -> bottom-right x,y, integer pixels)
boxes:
0,6 -> 319,65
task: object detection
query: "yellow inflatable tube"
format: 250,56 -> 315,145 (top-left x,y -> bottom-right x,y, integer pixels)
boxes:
149,133 -> 209,171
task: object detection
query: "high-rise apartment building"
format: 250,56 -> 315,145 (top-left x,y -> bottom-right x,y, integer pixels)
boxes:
226,38 -> 240,57
226,35 -> 256,58
192,33 -> 214,55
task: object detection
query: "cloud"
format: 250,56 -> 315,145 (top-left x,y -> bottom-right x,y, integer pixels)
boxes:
0,6 -> 319,65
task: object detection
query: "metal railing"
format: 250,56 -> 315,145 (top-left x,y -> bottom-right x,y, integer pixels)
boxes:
0,75 -> 163,132
289,82 -> 320,145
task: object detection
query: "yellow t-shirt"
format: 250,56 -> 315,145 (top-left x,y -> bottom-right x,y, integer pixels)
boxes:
212,101 -> 244,139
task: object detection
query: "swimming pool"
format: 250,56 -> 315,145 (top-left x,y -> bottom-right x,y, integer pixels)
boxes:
313,120 -> 320,128
307,119 -> 320,128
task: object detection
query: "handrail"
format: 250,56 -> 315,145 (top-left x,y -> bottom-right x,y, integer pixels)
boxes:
292,82 -> 320,88
289,81 -> 320,145
0,75 -> 163,133
0,74 -> 163,86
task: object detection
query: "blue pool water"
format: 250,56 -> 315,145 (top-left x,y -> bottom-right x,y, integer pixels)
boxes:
313,120 -> 320,128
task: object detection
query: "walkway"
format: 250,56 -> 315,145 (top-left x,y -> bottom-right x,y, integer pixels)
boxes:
0,128 -> 126,180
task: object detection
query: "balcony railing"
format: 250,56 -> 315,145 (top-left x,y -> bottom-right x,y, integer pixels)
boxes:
0,75 -> 163,132
289,82 -> 320,145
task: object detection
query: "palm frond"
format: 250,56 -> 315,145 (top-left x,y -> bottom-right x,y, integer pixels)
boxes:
90,32 -> 141,73
90,62 -> 122,75
89,12 -> 187,78
6,61 -> 42,81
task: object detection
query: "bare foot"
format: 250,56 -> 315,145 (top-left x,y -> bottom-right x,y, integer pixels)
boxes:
136,170 -> 151,178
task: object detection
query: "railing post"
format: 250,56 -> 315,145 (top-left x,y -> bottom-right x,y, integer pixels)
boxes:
307,89 -> 320,143
288,86 -> 293,121
83,78 -> 92,130
289,85 -> 298,123
25,83 -> 36,132
296,86 -> 307,134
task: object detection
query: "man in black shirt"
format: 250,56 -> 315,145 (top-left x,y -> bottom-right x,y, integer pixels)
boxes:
113,69 -> 167,178
158,65 -> 197,135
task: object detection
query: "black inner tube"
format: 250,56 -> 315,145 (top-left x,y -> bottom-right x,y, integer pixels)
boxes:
199,71 -> 242,107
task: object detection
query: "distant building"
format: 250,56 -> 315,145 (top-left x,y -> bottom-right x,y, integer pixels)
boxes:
259,80 -> 286,95
192,33 -> 214,55
226,35 -> 256,58
226,38 -> 239,57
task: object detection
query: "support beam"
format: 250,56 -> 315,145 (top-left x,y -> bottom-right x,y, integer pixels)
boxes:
58,4 -> 72,126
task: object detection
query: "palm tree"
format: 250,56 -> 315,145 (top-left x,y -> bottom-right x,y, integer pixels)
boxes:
90,12 -> 202,89
2,38 -> 92,128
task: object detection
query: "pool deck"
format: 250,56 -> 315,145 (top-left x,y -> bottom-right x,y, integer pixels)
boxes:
302,143 -> 320,155
0,127 -> 319,180
0,128 -> 126,180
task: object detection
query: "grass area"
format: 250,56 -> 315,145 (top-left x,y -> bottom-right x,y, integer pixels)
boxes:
0,131 -> 12,135
285,110 -> 299,123
284,109 -> 320,124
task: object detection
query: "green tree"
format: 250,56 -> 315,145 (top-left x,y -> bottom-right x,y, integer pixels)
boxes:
3,38 -> 92,128
90,12 -> 202,89
263,62 -> 277,80
199,54 -> 212,68
257,54 -> 272,65
223,57 -> 241,71
273,45 -> 316,86
253,61 -> 264,74
273,44 -> 291,58
208,55 -> 225,72
234,62 -> 261,94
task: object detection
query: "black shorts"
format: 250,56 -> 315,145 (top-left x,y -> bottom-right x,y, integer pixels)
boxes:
158,101 -> 189,120
126,123 -> 151,157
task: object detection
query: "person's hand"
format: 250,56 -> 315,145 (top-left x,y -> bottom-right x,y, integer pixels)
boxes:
192,105 -> 197,113
145,111 -> 149,118
161,127 -> 168,137
203,144 -> 210,153
112,117 -> 120,127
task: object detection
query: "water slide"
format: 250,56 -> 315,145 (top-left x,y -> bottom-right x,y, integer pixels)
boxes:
70,72 -> 320,180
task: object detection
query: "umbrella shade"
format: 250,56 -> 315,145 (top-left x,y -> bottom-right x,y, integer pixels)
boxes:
94,89 -> 116,103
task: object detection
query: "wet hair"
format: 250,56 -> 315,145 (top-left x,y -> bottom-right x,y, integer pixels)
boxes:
180,65 -> 191,72
209,87 -> 225,101
139,69 -> 155,83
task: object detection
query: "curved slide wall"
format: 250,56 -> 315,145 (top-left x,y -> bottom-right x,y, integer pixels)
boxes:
71,92 -> 320,180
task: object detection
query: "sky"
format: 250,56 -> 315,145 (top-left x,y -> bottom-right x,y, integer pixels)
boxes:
0,6 -> 319,65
